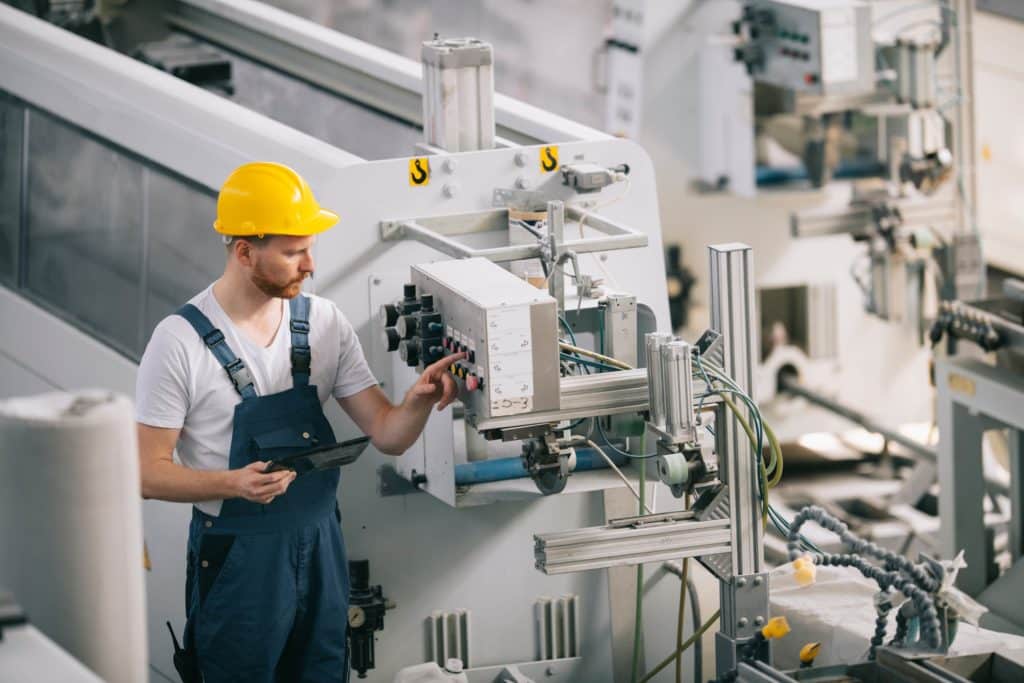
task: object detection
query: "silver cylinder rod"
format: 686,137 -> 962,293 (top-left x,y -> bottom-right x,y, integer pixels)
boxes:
661,340 -> 697,444
645,332 -> 674,430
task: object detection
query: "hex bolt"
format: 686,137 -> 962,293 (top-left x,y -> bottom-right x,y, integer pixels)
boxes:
442,158 -> 457,173
515,176 -> 531,190
514,152 -> 527,167
443,183 -> 458,198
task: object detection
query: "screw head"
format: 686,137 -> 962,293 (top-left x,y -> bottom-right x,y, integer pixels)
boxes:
737,577 -> 747,587
753,576 -> 764,587
443,183 -> 458,198
514,152 -> 527,167
738,617 -> 749,628
515,176 -> 531,190
754,616 -> 765,626
442,158 -> 457,173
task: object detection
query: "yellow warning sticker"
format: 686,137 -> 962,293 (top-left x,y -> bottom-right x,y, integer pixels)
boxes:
948,373 -> 976,397
540,145 -> 559,173
408,157 -> 430,186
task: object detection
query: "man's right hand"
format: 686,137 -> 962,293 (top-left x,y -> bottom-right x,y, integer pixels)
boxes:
231,461 -> 297,504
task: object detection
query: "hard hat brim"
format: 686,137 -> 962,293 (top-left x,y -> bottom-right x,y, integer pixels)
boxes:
212,208 -> 340,237
294,208 -> 340,236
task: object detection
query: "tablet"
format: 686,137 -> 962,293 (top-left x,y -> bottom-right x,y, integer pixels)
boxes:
263,436 -> 370,475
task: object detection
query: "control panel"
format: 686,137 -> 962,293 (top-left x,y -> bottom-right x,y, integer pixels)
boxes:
734,0 -> 874,97
379,258 -> 560,424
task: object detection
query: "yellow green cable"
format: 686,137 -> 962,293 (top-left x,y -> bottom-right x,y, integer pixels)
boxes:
638,610 -> 721,683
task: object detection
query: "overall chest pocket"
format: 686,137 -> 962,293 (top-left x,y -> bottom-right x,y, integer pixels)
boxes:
251,424 -> 319,462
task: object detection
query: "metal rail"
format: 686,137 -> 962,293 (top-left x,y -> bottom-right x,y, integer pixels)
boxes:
380,206 -> 648,264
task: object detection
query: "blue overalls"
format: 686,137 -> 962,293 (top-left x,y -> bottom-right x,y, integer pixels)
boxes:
177,295 -> 350,683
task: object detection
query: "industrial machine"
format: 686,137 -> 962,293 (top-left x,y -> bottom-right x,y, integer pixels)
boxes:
928,282 -> 1024,630
2,2 -> 1023,682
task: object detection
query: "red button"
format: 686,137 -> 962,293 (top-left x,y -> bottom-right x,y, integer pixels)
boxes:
466,375 -> 480,391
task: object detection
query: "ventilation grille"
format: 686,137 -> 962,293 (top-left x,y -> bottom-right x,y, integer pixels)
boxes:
428,608 -> 471,668
535,595 -> 580,660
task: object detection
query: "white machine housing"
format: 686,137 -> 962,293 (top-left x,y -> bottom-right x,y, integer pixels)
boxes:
409,258 -> 561,422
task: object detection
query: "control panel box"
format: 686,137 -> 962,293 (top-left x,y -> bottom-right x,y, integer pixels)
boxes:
399,258 -> 560,425
744,0 -> 873,97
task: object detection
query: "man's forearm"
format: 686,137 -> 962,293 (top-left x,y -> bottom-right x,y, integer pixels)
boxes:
141,460 -> 237,503
371,393 -> 434,455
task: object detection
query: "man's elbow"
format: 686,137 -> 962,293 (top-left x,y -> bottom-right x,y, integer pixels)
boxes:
373,439 -> 407,456
139,474 -> 158,500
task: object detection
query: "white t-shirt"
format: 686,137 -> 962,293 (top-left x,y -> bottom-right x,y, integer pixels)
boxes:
136,285 -> 378,515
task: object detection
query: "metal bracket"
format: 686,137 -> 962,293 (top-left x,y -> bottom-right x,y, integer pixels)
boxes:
377,464 -> 424,497
724,573 -> 771,640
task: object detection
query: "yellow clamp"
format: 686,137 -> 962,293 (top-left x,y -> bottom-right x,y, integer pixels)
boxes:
799,642 -> 822,665
793,555 -> 817,586
760,616 -> 790,640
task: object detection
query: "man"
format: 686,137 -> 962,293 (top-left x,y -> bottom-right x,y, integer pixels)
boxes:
136,161 -> 463,682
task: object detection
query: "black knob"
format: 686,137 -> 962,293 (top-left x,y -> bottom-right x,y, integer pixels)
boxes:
380,303 -> 399,327
399,339 -> 420,366
420,294 -> 434,311
396,314 -> 418,339
349,560 -> 370,592
383,327 -> 400,352
403,283 -> 417,301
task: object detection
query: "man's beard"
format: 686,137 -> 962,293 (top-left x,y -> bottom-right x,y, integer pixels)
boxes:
251,264 -> 306,299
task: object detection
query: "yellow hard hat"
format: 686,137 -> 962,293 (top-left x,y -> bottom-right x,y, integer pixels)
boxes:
213,161 -> 339,237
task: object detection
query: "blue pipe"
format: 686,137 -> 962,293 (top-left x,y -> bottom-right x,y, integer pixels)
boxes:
454,447 -> 629,486
755,160 -> 886,186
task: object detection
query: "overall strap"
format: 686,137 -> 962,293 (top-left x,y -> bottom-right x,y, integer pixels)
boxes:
289,295 -> 312,387
176,304 -> 258,400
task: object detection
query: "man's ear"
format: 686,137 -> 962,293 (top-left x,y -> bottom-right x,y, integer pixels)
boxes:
234,239 -> 255,267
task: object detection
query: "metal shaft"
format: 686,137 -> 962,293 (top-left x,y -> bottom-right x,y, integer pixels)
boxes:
779,374 -> 935,461
779,373 -> 1011,500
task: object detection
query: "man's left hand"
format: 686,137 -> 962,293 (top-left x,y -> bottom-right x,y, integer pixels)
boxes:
409,352 -> 466,411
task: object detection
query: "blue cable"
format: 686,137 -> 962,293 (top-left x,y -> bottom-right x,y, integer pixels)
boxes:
558,316 -> 578,346
560,353 -> 621,373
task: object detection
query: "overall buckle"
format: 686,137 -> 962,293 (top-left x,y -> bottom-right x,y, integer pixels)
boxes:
292,346 -> 312,375
290,320 -> 310,335
225,359 -> 254,393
